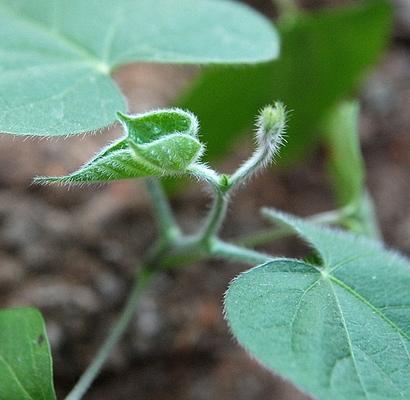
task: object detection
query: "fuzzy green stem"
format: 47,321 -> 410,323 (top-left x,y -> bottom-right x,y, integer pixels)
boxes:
145,178 -> 181,241
65,267 -> 153,400
235,226 -> 292,248
198,188 -> 229,246
160,237 -> 273,269
187,163 -> 221,187
187,163 -> 230,247
65,237 -> 273,400
229,148 -> 268,189
211,240 -> 273,265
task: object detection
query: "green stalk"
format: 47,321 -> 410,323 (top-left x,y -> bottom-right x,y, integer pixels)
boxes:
65,238 -> 274,400
235,226 -> 292,248
198,188 -> 229,246
211,240 -> 273,265
64,267 -> 153,400
229,148 -> 267,189
145,178 -> 181,241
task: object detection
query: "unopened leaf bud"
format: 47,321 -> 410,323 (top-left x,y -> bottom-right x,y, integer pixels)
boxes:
256,102 -> 287,156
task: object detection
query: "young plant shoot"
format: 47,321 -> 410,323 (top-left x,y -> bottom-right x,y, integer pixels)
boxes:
0,1 -> 407,400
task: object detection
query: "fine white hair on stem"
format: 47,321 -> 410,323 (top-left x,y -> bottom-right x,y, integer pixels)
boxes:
229,102 -> 288,188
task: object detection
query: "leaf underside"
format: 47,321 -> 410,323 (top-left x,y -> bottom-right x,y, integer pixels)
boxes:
0,308 -> 56,400
0,0 -> 279,136
225,210 -> 410,400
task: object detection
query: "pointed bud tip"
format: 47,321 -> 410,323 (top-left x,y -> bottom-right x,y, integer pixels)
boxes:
257,102 -> 286,137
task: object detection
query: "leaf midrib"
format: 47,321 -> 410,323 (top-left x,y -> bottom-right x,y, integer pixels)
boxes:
328,275 -> 408,399
272,258 -> 410,344
286,262 -> 410,399
328,279 -> 370,399
286,260 -> 410,397
329,275 -> 410,342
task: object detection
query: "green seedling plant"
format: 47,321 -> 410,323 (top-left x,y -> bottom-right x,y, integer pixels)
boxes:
0,1 -> 409,400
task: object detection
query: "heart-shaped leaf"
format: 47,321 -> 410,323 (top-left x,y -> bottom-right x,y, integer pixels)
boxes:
225,210 -> 410,400
35,108 -> 203,184
0,308 -> 56,400
0,0 -> 279,137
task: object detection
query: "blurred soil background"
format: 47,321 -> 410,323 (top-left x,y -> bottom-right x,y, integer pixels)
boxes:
0,0 -> 409,399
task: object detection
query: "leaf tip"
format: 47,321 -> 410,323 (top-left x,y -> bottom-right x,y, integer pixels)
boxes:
116,110 -> 131,124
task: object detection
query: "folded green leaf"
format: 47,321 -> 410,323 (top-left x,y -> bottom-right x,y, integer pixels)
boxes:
0,0 -> 279,137
130,135 -> 203,172
225,210 -> 410,400
0,308 -> 56,400
35,108 -> 204,184
117,108 -> 199,144
179,0 -> 392,162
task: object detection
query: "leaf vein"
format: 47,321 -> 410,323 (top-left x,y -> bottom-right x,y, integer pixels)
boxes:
328,280 -> 370,399
0,354 -> 35,400
330,276 -> 410,342
290,278 -> 322,351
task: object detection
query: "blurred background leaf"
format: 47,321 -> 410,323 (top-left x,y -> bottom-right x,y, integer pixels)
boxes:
179,0 -> 393,163
323,101 -> 364,206
323,100 -> 381,239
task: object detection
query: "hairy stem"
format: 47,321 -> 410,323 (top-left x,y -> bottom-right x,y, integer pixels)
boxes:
211,239 -> 273,265
187,163 -> 221,187
160,237 -> 273,269
64,267 -> 153,400
229,148 -> 268,189
198,187 -> 229,245
235,226 -> 292,248
145,178 -> 181,241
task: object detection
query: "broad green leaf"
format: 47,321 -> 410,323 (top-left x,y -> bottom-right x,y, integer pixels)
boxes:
35,108 -> 203,184
0,0 -> 279,136
179,0 -> 392,162
225,210 -> 410,400
0,308 -> 56,400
